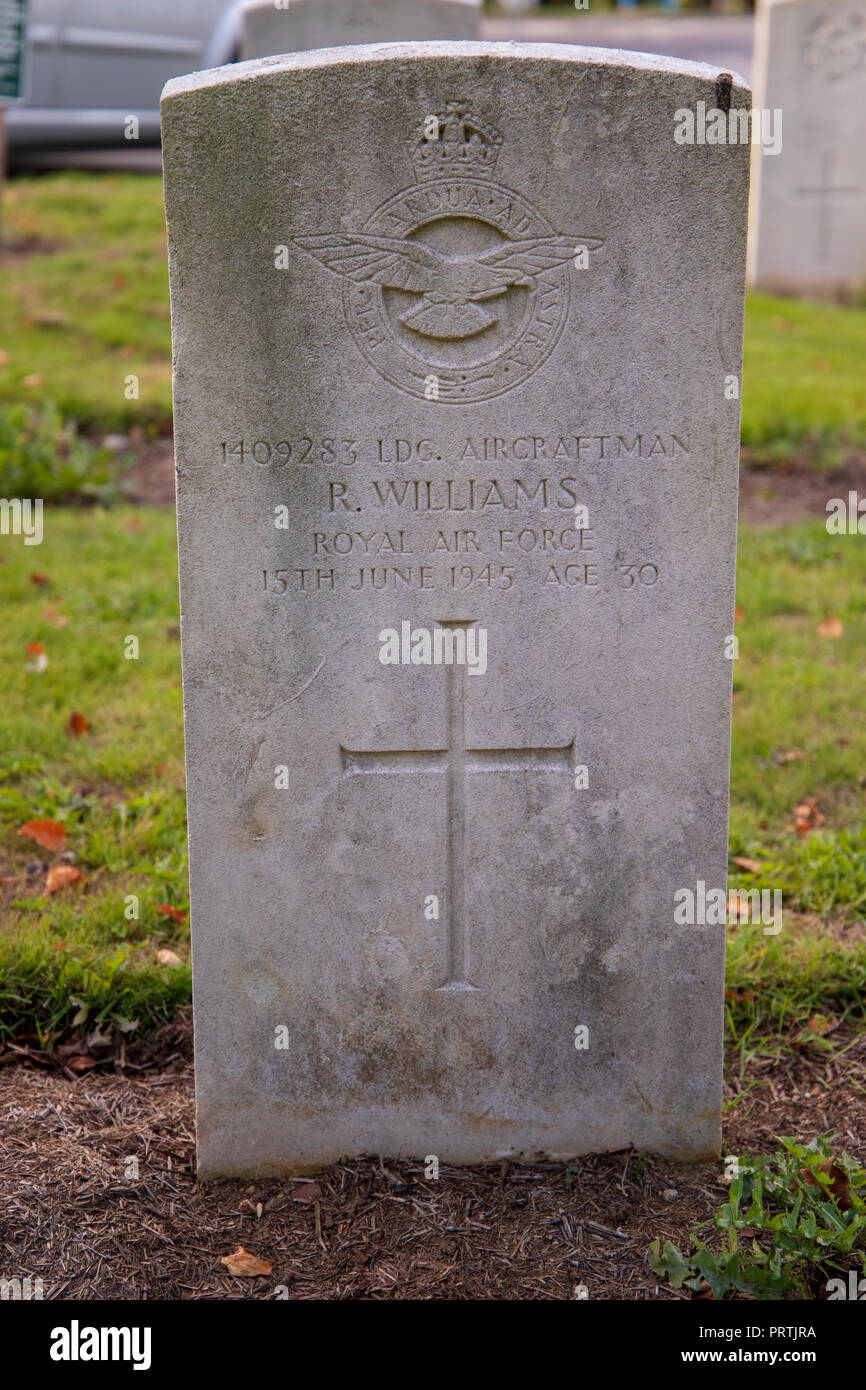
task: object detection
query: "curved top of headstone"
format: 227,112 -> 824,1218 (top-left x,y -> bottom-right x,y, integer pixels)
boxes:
162,40 -> 750,106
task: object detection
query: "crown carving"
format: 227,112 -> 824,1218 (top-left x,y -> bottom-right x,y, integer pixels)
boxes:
410,103 -> 502,183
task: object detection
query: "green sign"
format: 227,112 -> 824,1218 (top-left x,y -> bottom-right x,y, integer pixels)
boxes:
0,0 -> 27,103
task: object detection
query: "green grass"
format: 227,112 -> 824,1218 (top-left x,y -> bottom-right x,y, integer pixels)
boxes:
723,521 -> 866,1049
1,173 -> 171,433
2,174 -> 866,463
0,509 -> 864,1043
0,507 -> 188,1040
0,401 -> 122,503
650,1136 -> 866,1300
730,524 -> 866,853
726,922 -> 866,1065
743,295 -> 866,461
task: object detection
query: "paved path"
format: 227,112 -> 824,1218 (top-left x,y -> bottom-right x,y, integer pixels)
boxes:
483,13 -> 753,84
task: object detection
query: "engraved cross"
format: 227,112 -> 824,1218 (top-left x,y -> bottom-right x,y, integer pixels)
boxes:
796,150 -> 862,260
340,620 -> 574,991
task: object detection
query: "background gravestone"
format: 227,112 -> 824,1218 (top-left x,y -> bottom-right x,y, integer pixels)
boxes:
241,0 -> 480,58
162,42 -> 750,1178
749,0 -> 866,296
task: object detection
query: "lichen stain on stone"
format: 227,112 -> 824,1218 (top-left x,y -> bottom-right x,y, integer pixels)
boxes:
353,1018 -> 500,1099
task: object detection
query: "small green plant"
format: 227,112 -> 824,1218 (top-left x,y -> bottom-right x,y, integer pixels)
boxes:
649,1137 -> 866,1299
0,402 -> 119,502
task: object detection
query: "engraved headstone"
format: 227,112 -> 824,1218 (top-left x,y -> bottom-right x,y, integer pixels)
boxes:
749,0 -> 866,294
162,43 -> 750,1177
241,0 -> 480,59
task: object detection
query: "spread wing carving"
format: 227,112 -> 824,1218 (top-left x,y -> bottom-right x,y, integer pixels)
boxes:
474,234 -> 605,287
293,233 -> 444,294
293,231 -> 605,340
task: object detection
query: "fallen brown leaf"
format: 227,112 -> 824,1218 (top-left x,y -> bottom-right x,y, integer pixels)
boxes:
25,640 -> 48,672
45,865 -> 84,895
28,310 -> 68,328
66,712 -> 89,737
806,1014 -> 838,1036
220,1246 -> 273,1277
732,857 -> 762,873
66,1054 -> 98,1073
29,572 -> 51,587
156,904 -> 187,924
817,617 -> 844,640
18,818 -> 66,852
727,891 -> 751,922
793,798 -> 824,835
802,1158 -> 851,1212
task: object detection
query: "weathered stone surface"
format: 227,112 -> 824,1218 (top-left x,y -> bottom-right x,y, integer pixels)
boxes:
749,0 -> 866,294
162,42 -> 749,1178
241,0 -> 480,59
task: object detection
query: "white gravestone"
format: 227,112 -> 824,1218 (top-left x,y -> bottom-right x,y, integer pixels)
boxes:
749,0 -> 866,295
241,0 -> 480,59
162,43 -> 750,1177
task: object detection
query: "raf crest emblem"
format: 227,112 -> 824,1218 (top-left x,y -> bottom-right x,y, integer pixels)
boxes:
293,104 -> 604,403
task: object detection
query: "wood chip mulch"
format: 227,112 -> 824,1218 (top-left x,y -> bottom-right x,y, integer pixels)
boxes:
1,1014 -> 864,1300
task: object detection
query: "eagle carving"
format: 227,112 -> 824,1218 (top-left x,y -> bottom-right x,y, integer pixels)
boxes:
294,232 -> 604,341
